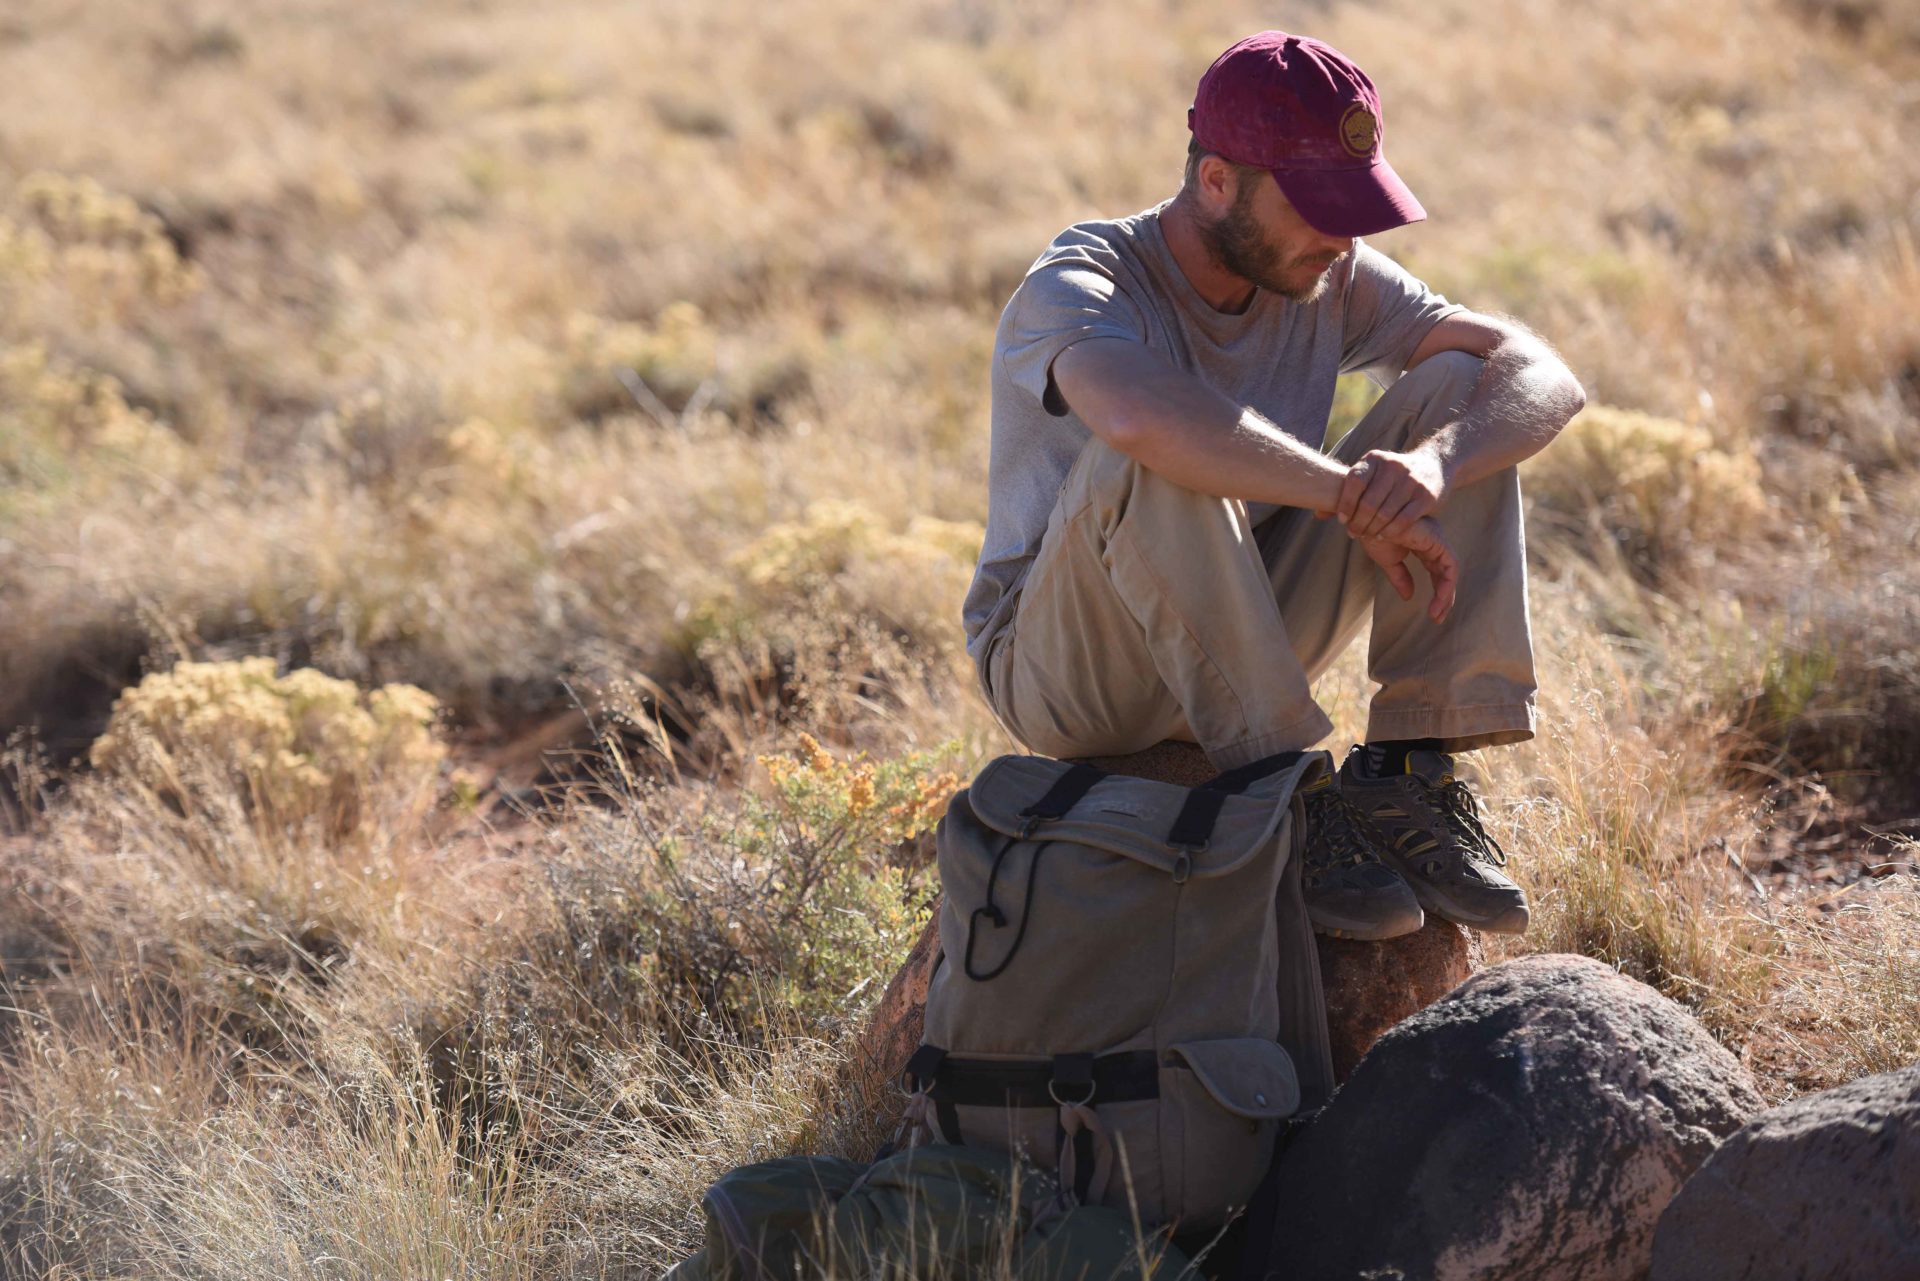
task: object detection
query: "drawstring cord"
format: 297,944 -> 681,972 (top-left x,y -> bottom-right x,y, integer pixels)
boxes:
964,821 -> 1053,981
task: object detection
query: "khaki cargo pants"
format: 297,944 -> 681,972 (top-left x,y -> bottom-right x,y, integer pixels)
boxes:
981,351 -> 1537,771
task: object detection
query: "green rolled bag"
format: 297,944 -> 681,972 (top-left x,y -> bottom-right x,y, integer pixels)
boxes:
664,1144 -> 1190,1281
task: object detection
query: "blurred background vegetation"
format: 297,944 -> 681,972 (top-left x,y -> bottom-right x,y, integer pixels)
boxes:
0,0 -> 1915,1274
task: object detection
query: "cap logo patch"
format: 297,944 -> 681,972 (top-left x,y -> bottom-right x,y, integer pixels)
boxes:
1339,103 -> 1378,157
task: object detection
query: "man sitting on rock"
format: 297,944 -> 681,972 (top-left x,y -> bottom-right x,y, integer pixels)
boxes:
962,31 -> 1585,941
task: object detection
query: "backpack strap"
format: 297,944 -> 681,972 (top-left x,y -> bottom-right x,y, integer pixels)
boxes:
1205,749 -> 1313,797
901,1045 -> 961,1147
1018,761 -> 1106,825
905,1044 -> 1159,1196
915,1049 -> 1159,1108
1165,789 -> 1227,854
1052,1053 -> 1099,1202
1164,749 -> 1312,852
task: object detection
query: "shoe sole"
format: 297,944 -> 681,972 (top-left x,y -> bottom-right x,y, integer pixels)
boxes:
1308,905 -> 1427,942
1402,880 -> 1530,935
1363,837 -> 1531,936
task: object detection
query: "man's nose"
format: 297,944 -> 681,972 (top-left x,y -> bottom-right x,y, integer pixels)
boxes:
1324,235 -> 1355,258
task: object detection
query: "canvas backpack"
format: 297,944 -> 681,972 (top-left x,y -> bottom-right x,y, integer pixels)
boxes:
901,749 -> 1337,1235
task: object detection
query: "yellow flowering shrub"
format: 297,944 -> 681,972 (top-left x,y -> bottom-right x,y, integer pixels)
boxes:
559,301 -> 718,421
739,733 -> 957,1022
1522,404 -> 1769,572
4,172 -> 199,321
639,733 -> 958,1027
0,175 -> 200,498
90,658 -> 446,839
0,342 -> 185,494
757,732 -> 958,849
681,499 -> 984,662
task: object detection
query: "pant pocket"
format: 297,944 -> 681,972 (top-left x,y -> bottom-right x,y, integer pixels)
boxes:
1160,1038 -> 1299,1232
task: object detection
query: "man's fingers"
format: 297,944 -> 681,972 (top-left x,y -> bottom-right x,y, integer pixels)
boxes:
1379,494 -> 1437,544
1429,560 -> 1456,623
1349,471 -> 1399,537
1335,462 -> 1370,524
1363,488 -> 1421,542
1419,543 -> 1459,623
1383,558 -> 1415,601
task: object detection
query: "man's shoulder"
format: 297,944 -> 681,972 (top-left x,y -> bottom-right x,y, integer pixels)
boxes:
1023,204 -> 1165,284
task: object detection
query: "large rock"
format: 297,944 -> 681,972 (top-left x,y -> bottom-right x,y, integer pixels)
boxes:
1650,1064 -> 1920,1281
1069,739 -> 1221,787
851,910 -> 941,1090
1262,954 -> 1764,1281
1316,921 -> 1478,1080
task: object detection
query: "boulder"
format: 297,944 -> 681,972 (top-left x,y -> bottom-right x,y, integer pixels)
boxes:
1649,1064 -> 1920,1281
1262,954 -> 1764,1281
1069,739 -> 1220,788
1316,921 -> 1478,1080
851,909 -> 941,1091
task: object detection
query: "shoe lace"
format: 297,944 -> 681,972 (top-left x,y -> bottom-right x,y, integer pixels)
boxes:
1303,784 -> 1386,881
1434,775 -> 1508,868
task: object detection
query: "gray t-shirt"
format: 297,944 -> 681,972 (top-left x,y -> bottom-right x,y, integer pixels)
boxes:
961,199 -> 1463,671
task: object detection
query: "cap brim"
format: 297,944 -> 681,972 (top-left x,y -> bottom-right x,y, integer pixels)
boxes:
1271,156 -> 1426,238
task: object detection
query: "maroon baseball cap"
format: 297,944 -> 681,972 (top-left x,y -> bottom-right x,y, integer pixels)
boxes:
1188,31 -> 1425,238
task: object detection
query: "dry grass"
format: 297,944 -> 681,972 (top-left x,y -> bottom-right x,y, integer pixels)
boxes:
0,0 -> 1916,1273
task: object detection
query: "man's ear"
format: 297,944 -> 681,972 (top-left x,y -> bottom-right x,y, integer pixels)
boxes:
1194,153 -> 1239,213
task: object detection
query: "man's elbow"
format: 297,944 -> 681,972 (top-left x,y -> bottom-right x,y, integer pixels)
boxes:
1522,337 -> 1585,427
1058,375 -> 1153,454
1085,402 -> 1154,455
1053,349 -> 1151,454
1562,367 -> 1587,421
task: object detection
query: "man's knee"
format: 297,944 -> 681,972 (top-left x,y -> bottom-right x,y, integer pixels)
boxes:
1059,432 -> 1157,516
1058,431 -> 1249,540
1397,349 -> 1485,407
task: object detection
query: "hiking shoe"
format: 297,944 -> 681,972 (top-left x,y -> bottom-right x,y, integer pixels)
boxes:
1336,747 -> 1529,934
1297,774 -> 1425,941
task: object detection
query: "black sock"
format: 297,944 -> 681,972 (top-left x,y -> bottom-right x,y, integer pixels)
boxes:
1361,738 -> 1446,776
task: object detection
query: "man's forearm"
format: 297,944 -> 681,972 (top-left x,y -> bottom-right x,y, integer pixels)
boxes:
1051,336 -> 1348,512
1118,398 -> 1349,512
1416,328 -> 1585,491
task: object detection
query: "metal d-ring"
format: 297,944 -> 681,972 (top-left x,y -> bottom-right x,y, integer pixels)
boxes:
1170,840 -> 1205,884
1048,1078 -> 1096,1107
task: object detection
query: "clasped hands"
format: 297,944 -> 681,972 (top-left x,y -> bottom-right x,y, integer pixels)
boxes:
1314,445 -> 1458,624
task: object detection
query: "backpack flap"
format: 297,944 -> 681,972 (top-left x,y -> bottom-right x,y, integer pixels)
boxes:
1165,1038 -> 1300,1119
963,753 -> 1322,879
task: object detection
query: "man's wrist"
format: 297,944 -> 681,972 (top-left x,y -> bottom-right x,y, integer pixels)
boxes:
1412,434 -> 1463,497
1304,453 -> 1351,514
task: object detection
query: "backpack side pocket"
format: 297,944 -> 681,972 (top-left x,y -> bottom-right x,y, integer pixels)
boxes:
1159,1038 -> 1298,1232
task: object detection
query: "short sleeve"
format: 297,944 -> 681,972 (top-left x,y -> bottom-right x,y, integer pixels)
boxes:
1339,242 -> 1465,384
998,260 -> 1150,417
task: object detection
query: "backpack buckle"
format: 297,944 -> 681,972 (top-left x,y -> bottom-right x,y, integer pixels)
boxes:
1048,1053 -> 1096,1107
901,1045 -> 946,1096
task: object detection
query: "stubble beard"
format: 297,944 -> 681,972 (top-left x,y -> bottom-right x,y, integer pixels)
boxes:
1200,185 -> 1342,305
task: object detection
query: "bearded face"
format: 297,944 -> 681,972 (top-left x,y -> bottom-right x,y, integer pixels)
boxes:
1197,172 -> 1347,305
